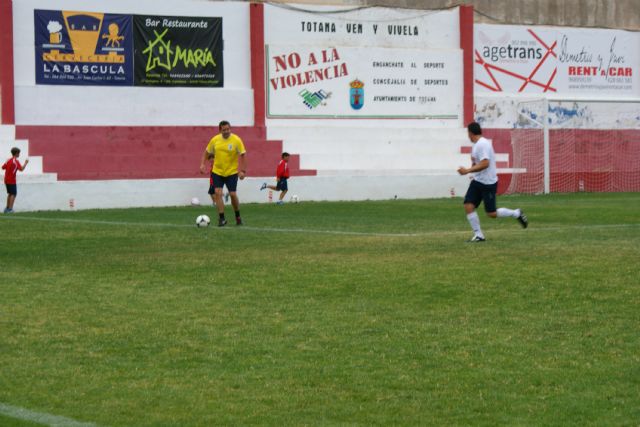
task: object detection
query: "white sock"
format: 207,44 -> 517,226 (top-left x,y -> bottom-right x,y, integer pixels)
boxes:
497,207 -> 520,218
466,212 -> 484,238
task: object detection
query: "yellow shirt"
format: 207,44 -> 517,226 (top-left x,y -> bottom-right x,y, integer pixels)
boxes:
205,133 -> 246,177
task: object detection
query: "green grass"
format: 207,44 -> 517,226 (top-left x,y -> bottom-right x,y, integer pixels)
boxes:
0,414 -> 43,427
1,193 -> 639,426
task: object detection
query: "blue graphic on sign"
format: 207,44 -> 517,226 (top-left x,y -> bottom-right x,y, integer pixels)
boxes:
349,79 -> 365,110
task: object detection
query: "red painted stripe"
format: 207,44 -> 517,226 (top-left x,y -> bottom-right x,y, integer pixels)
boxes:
474,50 -> 484,64
518,41 -> 557,92
16,125 -> 317,180
0,0 -> 15,124
459,5 -> 474,125
250,3 -> 265,128
475,79 -> 500,92
543,68 -> 558,92
528,29 -> 557,58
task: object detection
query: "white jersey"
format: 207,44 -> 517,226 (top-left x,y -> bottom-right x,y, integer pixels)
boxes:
471,136 -> 497,185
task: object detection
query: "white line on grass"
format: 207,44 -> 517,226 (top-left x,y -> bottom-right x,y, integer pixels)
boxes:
0,402 -> 99,427
242,225 -> 434,237
0,215 -> 638,238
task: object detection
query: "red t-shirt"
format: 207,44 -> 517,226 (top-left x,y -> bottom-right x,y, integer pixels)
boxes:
276,159 -> 289,179
2,157 -> 23,184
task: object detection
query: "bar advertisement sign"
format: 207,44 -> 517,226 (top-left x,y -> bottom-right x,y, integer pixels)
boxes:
34,11 -> 224,87
133,15 -> 223,87
34,10 -> 133,85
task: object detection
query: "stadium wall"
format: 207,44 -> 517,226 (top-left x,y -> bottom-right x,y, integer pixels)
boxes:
2,1 -> 638,211
7,0 -> 306,179
0,0 -> 15,124
1,0 -> 476,211
475,99 -> 640,194
266,0 -> 640,32
474,23 -> 640,194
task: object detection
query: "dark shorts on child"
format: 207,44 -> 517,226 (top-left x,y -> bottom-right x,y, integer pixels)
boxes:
463,179 -> 498,213
276,178 -> 288,191
209,173 -> 239,194
5,184 -> 17,195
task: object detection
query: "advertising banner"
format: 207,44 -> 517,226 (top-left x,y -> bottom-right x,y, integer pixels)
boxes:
266,45 -> 461,119
133,15 -> 223,87
34,9 -> 133,85
555,28 -> 638,95
475,24 -> 639,96
264,4 -> 460,50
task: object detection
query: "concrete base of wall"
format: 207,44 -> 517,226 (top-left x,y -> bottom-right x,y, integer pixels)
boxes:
11,174 -> 471,212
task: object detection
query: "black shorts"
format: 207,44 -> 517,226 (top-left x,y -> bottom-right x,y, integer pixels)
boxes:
276,178 -> 288,192
209,173 -> 238,194
5,184 -> 17,196
463,180 -> 498,213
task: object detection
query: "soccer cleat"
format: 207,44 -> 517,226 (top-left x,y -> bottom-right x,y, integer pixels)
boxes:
276,200 -> 284,205
4,208 -> 13,214
236,217 -> 243,226
218,218 -> 227,227
466,235 -> 486,243
224,192 -> 230,203
260,182 -> 267,191
517,211 -> 528,228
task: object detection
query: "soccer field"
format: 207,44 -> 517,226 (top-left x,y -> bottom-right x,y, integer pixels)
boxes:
1,193 -> 639,426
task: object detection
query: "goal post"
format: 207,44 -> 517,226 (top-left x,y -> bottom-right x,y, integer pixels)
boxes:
506,98 -> 640,195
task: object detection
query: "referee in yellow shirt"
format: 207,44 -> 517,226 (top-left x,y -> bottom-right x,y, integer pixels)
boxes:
200,120 -> 247,226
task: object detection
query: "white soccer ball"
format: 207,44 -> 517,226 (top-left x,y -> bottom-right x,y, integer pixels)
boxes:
191,197 -> 201,206
195,214 -> 210,228
291,195 -> 299,203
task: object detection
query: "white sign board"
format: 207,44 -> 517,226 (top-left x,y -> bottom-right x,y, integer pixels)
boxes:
555,28 -> 638,95
475,24 -> 639,96
264,5 -> 462,121
264,4 -> 460,49
266,45 -> 462,119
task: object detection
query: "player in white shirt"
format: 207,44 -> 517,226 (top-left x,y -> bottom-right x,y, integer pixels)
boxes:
457,122 -> 528,242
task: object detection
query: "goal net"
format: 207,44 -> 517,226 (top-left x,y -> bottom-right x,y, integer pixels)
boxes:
505,99 -> 640,194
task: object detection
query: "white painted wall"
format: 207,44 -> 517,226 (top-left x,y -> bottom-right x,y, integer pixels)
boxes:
13,0 -> 254,126
476,95 -> 640,129
0,125 -> 58,182
12,175 -> 471,212
5,2 -> 476,212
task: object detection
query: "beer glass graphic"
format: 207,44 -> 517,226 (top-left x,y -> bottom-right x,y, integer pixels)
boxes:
50,32 -> 62,43
47,21 -> 63,44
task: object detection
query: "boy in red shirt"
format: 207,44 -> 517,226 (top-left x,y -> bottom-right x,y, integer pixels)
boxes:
260,152 -> 290,205
2,147 -> 29,213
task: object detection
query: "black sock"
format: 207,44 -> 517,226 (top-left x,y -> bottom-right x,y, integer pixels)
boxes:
235,210 -> 241,218
219,213 -> 225,220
